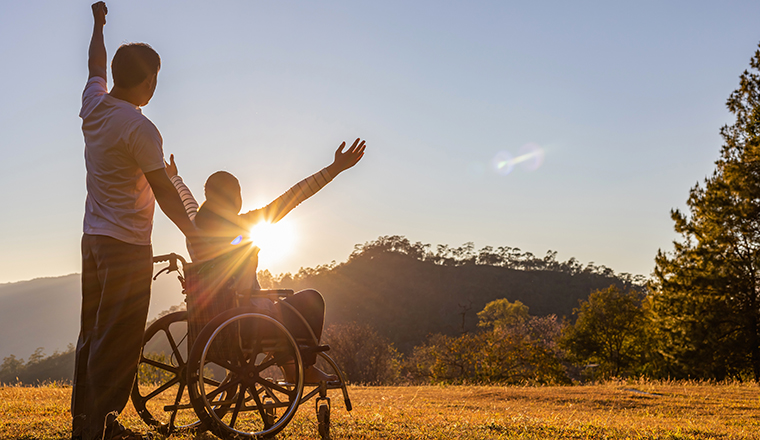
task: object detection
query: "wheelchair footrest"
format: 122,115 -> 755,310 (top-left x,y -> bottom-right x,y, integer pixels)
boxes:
301,344 -> 330,355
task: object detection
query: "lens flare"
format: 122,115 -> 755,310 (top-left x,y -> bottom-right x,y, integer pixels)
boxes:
491,143 -> 545,176
248,220 -> 296,268
492,151 -> 515,175
517,142 -> 545,171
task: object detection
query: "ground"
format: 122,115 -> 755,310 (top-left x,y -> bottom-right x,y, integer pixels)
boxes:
2,381 -> 760,439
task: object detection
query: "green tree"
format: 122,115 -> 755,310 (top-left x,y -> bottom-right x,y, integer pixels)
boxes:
563,285 -> 644,378
407,299 -> 569,384
650,43 -> 760,380
477,298 -> 530,329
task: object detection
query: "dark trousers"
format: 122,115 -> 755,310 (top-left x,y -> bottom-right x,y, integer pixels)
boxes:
72,234 -> 152,440
278,289 -> 325,366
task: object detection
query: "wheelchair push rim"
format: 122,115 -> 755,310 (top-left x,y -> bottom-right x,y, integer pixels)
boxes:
186,307 -> 305,439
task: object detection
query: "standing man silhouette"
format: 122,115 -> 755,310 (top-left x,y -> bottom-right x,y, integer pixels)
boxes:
72,3 -> 198,440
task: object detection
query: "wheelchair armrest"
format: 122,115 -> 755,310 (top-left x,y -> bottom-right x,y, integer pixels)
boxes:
300,344 -> 330,355
251,289 -> 295,298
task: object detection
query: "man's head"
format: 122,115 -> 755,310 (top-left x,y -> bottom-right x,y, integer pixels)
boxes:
111,43 -> 160,105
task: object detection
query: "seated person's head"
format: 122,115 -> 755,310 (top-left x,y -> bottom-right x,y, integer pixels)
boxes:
196,171 -> 243,229
203,171 -> 243,214
195,171 -> 252,260
195,171 -> 245,247
111,43 -> 161,105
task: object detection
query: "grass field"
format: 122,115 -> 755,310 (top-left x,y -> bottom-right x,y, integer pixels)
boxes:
2,381 -> 760,439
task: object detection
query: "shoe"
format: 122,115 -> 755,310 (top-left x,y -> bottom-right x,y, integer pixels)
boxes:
102,422 -> 152,440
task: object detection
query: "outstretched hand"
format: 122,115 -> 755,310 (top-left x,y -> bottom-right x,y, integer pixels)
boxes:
329,138 -> 366,176
164,154 -> 178,178
92,2 -> 107,26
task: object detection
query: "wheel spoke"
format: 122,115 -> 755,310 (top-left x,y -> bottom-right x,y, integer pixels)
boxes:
262,386 -> 283,405
201,376 -> 223,387
248,384 -> 271,427
256,376 -> 296,397
164,328 -> 184,366
132,312 -> 199,432
167,382 -> 185,430
144,375 -> 180,401
204,376 -> 241,401
255,356 -> 278,372
229,383 -> 246,428
141,357 -> 179,375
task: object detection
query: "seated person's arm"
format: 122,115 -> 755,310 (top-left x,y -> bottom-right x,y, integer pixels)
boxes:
165,154 -> 199,222
145,168 -> 199,240
241,138 -> 366,226
325,138 -> 366,180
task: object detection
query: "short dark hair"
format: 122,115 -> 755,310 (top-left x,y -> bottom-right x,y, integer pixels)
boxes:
204,171 -> 241,209
111,43 -> 161,88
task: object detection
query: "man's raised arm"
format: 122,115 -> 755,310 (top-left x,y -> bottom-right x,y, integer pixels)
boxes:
88,2 -> 108,80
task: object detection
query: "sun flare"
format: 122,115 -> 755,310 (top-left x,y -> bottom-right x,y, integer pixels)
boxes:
248,220 -> 296,268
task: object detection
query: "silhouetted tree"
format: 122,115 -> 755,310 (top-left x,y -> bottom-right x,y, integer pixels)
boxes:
650,43 -> 760,380
0,345 -> 75,384
0,355 -> 25,383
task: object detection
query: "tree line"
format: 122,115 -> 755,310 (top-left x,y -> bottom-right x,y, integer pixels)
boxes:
0,240 -> 635,385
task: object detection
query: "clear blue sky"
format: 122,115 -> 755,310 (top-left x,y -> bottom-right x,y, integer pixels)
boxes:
1,1 -> 759,284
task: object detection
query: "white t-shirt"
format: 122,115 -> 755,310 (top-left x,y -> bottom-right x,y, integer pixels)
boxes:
80,76 -> 165,245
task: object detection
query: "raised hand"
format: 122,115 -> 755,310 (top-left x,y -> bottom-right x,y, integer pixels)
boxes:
164,154 -> 178,178
329,138 -> 366,175
91,2 -> 108,26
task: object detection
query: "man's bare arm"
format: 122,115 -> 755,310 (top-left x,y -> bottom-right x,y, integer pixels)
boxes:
144,168 -> 199,240
88,2 -> 108,80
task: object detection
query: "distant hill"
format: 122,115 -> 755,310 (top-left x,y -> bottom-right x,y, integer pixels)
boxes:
0,275 -> 80,361
255,236 -> 643,353
0,236 -> 643,363
270,248 -> 636,352
0,269 -> 187,361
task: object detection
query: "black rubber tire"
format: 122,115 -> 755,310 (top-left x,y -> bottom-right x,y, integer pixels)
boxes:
131,311 -> 206,434
317,403 -> 330,440
186,307 -> 304,439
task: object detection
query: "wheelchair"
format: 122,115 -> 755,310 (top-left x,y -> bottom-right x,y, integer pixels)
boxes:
130,252 -> 352,439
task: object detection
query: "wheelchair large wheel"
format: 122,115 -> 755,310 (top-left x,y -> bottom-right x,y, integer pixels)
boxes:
131,310 -> 217,434
187,307 -> 304,439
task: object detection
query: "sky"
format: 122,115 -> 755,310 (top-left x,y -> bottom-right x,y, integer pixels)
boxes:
1,0 -> 759,285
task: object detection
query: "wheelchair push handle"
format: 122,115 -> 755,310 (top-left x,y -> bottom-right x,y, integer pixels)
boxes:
153,252 -> 187,266
152,253 -> 188,281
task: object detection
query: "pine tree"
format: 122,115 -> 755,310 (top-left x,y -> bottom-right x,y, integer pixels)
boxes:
650,44 -> 760,380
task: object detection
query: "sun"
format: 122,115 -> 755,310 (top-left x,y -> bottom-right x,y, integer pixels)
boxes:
248,219 -> 296,268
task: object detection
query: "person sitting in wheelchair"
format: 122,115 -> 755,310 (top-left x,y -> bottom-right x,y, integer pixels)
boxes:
166,138 -> 366,383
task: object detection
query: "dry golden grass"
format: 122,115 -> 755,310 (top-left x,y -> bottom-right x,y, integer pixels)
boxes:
2,380 -> 760,439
